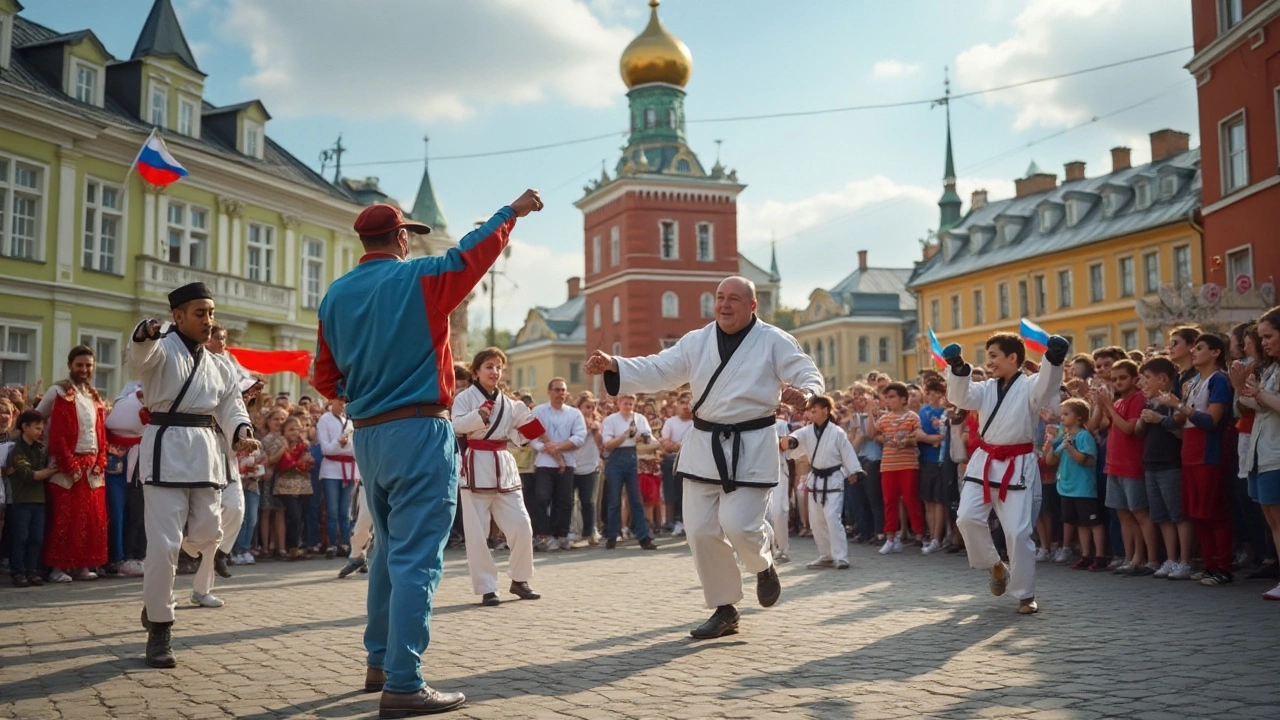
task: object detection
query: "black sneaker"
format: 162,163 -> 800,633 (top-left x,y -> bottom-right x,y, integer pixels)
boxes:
639,537 -> 658,551
605,538 -> 617,550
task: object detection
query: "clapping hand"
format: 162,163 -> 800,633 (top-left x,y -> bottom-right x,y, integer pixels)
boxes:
1139,408 -> 1163,424
1154,392 -> 1180,408
1242,374 -> 1261,399
1229,361 -> 1252,392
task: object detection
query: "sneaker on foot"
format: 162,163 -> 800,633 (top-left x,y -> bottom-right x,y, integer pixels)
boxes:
922,540 -> 940,555
1200,571 -> 1233,587
1112,561 -> 1135,575
119,560 -> 145,577
71,568 -> 98,581
672,521 -> 685,537
1168,562 -> 1192,580
1262,583 -> 1280,601
834,559 -> 850,570
806,557 -> 835,569
1035,547 -> 1050,562
878,539 -> 896,555
1107,557 -> 1126,571
190,591 -> 225,608
1153,560 -> 1175,578
1131,563 -> 1158,577
587,532 -> 601,547
557,537 -> 572,551
1070,557 -> 1093,570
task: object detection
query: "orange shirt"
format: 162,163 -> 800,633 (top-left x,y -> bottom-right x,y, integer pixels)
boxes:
876,411 -> 921,473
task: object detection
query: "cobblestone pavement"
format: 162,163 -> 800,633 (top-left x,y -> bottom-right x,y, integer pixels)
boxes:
1,535 -> 1277,719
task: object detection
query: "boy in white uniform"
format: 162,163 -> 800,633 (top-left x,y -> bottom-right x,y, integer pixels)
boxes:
782,396 -> 863,569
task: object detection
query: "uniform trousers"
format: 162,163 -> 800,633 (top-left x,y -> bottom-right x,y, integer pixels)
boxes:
809,487 -> 848,563
354,417 -> 456,695
459,489 -> 534,595
683,480 -> 772,608
348,481 -> 374,561
143,485 -> 222,623
956,480 -> 1036,601
766,477 -> 789,555
183,480 -> 244,597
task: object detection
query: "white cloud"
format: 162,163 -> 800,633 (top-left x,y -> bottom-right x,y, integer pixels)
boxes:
871,60 -> 922,80
477,238 -> 583,331
954,0 -> 1195,135
222,0 -> 634,122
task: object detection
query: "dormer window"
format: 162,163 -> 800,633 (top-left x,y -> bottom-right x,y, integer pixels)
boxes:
1103,191 -> 1122,216
676,159 -> 690,173
0,14 -> 12,71
1134,181 -> 1151,210
243,120 -> 263,159
149,84 -> 168,127
1159,174 -> 1177,199
1038,206 -> 1056,233
74,63 -> 98,105
1065,199 -> 1081,227
179,98 -> 198,137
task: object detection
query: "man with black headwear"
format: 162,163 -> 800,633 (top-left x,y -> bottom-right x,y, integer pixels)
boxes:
130,282 -> 259,668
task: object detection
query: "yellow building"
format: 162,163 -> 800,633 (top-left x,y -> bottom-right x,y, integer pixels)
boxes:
506,278 -> 588,397
908,131 -> 1203,365
790,250 -> 917,389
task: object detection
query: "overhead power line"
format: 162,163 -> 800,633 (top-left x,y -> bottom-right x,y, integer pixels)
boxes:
339,46 -> 1192,169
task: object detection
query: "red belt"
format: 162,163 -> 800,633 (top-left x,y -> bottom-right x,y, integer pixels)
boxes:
107,432 -> 142,448
465,439 -> 508,489
977,440 -> 1035,503
323,454 -> 357,484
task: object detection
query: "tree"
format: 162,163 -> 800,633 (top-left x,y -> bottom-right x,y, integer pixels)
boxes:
467,325 -> 514,352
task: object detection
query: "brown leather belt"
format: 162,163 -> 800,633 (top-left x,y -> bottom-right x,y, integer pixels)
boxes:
352,403 -> 450,429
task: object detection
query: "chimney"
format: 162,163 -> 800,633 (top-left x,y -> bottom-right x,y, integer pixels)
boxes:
566,276 -> 581,299
922,242 -> 940,262
858,250 -> 868,271
971,189 -> 988,210
1015,173 -> 1057,198
1064,161 -> 1086,182
1150,129 -> 1191,162
1111,146 -> 1131,173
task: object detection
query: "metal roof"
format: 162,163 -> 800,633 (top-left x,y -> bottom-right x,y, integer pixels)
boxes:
909,148 -> 1201,288
131,0 -> 201,74
829,267 -> 917,312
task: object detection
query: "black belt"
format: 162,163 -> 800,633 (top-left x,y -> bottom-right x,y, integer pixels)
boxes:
692,414 -> 776,493
149,412 -> 216,428
812,465 -> 843,505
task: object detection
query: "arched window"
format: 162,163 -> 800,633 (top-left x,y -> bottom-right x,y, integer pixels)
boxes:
644,107 -> 656,128
593,303 -> 601,329
661,291 -> 679,318
700,292 -> 714,319
815,339 -> 824,368
676,159 -> 691,173
612,296 -> 621,323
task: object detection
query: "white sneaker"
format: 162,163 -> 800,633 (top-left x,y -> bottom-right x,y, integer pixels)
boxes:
543,539 -> 560,553
1168,562 -> 1192,580
242,552 -> 256,565
922,540 -> 940,555
1051,547 -> 1070,564
807,557 -> 835,568
1263,583 -> 1280,601
533,538 -> 548,552
878,538 -> 903,555
1035,548 -> 1050,562
71,568 -> 98,581
834,559 -> 850,570
49,569 -> 72,583
557,537 -> 572,551
190,591 -> 225,608
1153,560 -> 1175,579
587,532 -> 601,547
672,521 -> 685,537
119,559 -> 145,577
1113,561 -> 1135,575
620,527 -> 633,540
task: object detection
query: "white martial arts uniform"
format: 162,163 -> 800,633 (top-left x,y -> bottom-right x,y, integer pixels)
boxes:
946,363 -> 1062,602
451,385 -> 541,596
787,421 -> 863,564
131,326 -> 250,623
610,317 -> 823,608
765,418 -> 791,555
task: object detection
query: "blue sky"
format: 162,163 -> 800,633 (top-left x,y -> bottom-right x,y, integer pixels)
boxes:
25,0 -> 1198,331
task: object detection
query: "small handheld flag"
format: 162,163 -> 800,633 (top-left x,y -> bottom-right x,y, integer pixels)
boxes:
927,327 -> 947,369
133,130 -> 189,187
1020,318 -> 1050,354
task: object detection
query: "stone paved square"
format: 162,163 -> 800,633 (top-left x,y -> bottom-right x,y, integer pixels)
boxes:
1,535 -> 1277,719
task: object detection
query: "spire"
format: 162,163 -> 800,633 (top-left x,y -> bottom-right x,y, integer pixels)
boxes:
769,234 -> 781,282
132,0 -> 202,74
410,136 -> 449,238
936,67 -> 962,234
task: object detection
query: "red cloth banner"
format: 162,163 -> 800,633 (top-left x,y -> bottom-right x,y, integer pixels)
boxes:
227,347 -> 313,378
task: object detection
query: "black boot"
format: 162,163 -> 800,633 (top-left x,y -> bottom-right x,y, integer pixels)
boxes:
756,564 -> 781,607
509,581 -> 541,600
145,621 -> 177,668
481,592 -> 500,607
690,605 -> 739,640
213,550 -> 232,579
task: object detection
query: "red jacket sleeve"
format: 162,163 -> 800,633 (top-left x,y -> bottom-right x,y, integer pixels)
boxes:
419,208 -> 516,315
313,321 -> 345,400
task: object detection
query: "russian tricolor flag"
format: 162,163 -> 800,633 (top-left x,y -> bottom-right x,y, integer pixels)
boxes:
133,130 -> 188,187
927,327 -> 947,369
1020,318 -> 1050,354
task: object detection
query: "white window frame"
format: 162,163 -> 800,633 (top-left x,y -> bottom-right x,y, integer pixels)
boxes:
302,236 -> 326,310
1103,191 -> 1121,216
609,225 -> 620,267
166,200 -> 210,270
149,82 -> 168,127
1118,256 -> 1136,298
1217,0 -> 1244,34
591,235 -> 601,274
178,96 -> 199,137
1088,332 -> 1109,352
612,295 -> 621,324
246,222 -> 276,283
950,294 -> 961,329
78,329 -> 121,397
1121,327 -> 1139,352
1134,181 -> 1152,210
815,339 -> 824,368
1018,280 -> 1029,317
661,291 -> 679,319
930,298 -> 940,329
658,219 -> 678,260
700,292 -> 714,319
70,58 -> 103,107
1089,263 -> 1105,303
1065,199 -> 1080,227
695,222 -> 714,261
1220,110 -> 1249,194
0,319 -> 41,387
1143,251 -> 1160,294
1033,275 -> 1047,316
878,337 -> 890,364
1159,174 -> 1177,199
0,153 -> 48,261
1057,269 -> 1073,309
1038,207 -> 1053,233
82,177 -> 123,274
997,282 -> 1010,320
973,288 -> 984,325
592,303 -> 601,329
1173,245 -> 1193,288
0,14 -> 12,72
1226,243 -> 1253,284
243,120 -> 264,160
857,336 -> 869,363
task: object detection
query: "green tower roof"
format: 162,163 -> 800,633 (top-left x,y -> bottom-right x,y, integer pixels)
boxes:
938,104 -> 962,232
410,137 -> 448,236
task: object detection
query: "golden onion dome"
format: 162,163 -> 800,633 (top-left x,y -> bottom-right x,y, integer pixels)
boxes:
619,0 -> 692,89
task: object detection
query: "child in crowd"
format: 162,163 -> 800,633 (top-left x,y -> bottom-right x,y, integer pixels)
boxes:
636,433 -> 664,534
1099,359 -> 1159,576
7,410 -> 53,587
1045,399 -> 1104,570
274,416 -> 315,560
917,379 -> 949,554
869,382 -> 924,555
1137,357 -> 1192,580
783,395 -> 863,570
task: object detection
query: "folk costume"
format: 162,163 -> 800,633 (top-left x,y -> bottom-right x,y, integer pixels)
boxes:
131,282 -> 253,667
451,384 -> 544,601
786,420 -> 863,566
946,349 -> 1064,609
604,315 -> 823,620
37,378 -> 109,573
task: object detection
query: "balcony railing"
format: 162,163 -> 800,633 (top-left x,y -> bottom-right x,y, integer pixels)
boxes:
136,256 -> 296,320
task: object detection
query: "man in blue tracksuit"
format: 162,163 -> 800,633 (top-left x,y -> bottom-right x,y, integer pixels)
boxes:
315,190 -> 542,718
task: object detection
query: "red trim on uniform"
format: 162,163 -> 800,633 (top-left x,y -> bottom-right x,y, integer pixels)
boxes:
313,321 -> 346,400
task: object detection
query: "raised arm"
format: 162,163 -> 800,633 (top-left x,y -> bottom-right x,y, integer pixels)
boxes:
594,340 -> 693,397
129,319 -> 168,375
414,207 -> 515,316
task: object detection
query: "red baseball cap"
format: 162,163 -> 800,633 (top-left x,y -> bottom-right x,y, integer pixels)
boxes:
353,203 -> 431,238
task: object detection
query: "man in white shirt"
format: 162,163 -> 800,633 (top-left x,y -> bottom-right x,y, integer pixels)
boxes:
660,392 -> 694,537
530,378 -> 586,551
602,394 -> 660,550
316,396 -> 359,557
